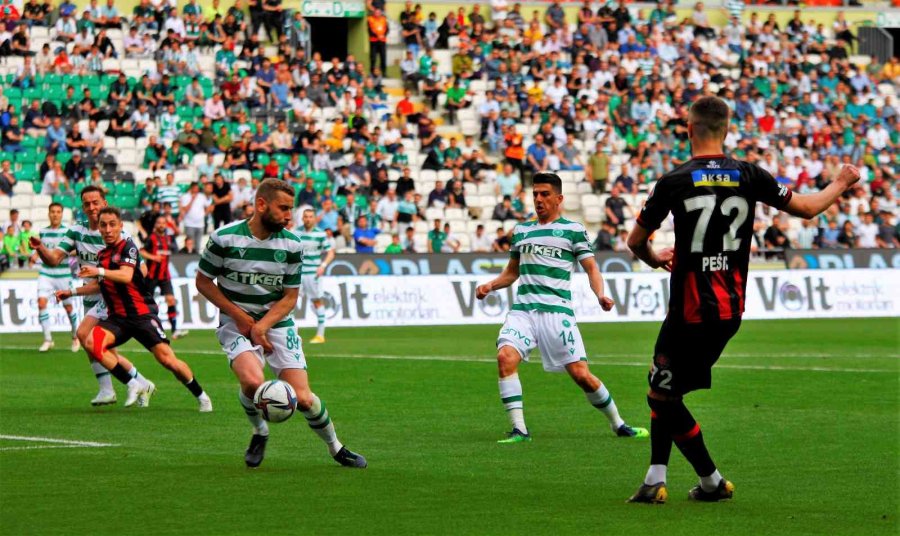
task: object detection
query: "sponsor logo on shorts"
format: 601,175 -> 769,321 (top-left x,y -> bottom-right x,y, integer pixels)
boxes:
500,327 -> 532,346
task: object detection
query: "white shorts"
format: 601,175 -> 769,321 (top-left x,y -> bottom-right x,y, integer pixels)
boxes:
216,319 -> 307,376
302,275 -> 323,301
85,299 -> 108,320
497,309 -> 587,372
38,276 -> 74,306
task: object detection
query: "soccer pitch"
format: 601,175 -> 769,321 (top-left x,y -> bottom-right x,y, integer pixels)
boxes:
1,318 -> 897,536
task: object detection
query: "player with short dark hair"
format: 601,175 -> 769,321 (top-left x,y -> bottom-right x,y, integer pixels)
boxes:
140,214 -> 188,339
33,202 -> 80,353
476,172 -> 647,444
626,96 -> 861,504
55,207 -> 213,412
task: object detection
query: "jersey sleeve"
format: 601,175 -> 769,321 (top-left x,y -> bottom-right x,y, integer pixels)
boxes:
508,225 -> 520,259
572,224 -> 593,261
321,235 -> 333,252
121,240 -> 139,267
636,178 -> 672,231
282,248 -> 303,288
56,227 -> 77,253
747,163 -> 793,210
198,232 -> 224,278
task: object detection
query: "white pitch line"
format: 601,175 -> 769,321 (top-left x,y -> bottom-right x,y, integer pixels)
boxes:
0,434 -> 119,449
2,346 -> 895,373
0,445 -> 112,452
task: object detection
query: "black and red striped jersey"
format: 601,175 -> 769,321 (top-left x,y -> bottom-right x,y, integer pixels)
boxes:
637,154 -> 793,324
97,238 -> 158,317
143,232 -> 171,281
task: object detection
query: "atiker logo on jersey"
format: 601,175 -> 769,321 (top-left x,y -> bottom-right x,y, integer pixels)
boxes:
224,272 -> 284,286
691,169 -> 740,187
519,244 -> 564,258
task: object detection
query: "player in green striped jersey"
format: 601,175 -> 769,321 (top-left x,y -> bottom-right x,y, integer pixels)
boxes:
30,186 -> 154,407
476,173 -> 648,443
32,203 -> 80,353
196,179 -> 366,469
296,209 -> 335,343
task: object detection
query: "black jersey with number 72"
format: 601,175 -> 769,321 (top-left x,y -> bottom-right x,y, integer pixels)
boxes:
637,155 -> 793,324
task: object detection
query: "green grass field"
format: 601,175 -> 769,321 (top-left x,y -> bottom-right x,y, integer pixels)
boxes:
1,318 -> 898,536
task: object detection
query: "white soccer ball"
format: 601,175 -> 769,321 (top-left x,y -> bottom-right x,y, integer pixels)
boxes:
253,380 -> 297,423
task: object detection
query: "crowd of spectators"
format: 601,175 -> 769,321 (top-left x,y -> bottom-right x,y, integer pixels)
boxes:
0,0 -> 898,271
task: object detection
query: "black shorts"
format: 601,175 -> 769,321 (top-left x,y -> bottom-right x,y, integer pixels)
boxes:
99,314 -> 170,350
147,279 -> 174,297
648,317 -> 742,396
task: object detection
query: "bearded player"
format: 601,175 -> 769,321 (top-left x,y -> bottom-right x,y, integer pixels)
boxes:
476,173 -> 647,444
196,179 -> 366,468
626,96 -> 861,504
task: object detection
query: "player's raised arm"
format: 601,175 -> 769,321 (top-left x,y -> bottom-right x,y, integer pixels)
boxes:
476,255 -> 520,299
782,165 -> 860,219
579,256 -> 614,311
29,234 -> 68,267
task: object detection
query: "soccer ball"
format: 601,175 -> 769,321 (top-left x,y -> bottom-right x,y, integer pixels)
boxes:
253,380 -> 297,423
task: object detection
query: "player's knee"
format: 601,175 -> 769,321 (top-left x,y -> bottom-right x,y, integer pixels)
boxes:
295,392 -> 314,411
76,324 -> 91,343
496,347 -> 519,376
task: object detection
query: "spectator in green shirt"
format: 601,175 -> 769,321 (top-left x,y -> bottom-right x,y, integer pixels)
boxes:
427,218 -> 446,253
384,234 -> 403,254
445,78 -> 470,125
2,224 -> 24,268
586,142 -> 610,193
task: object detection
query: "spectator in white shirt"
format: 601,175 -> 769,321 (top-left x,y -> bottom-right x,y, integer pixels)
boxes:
203,94 -> 227,120
866,122 -> 890,151
180,182 -> 211,246
471,224 -> 494,252
856,212 -> 879,248
375,189 -> 399,231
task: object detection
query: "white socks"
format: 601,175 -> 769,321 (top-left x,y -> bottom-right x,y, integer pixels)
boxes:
39,311 -> 51,341
586,384 -> 625,430
700,469 -> 723,492
92,361 -> 114,392
315,305 -> 326,338
239,390 -> 270,436
644,464 -> 667,485
499,374 -> 527,434
303,394 -> 342,456
68,311 -> 78,337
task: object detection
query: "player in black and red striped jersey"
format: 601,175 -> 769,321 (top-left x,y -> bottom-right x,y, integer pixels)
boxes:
56,207 -> 213,413
140,214 -> 188,340
626,96 -> 860,504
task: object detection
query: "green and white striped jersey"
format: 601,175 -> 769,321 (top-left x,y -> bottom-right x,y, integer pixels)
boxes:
56,221 -> 133,306
198,219 -> 304,328
509,218 -> 593,316
38,224 -> 73,278
156,184 -> 182,214
295,227 -> 332,276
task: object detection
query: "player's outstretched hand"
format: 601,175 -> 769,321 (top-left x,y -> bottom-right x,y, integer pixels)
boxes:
598,296 -> 615,311
250,325 -> 273,354
475,283 -> 492,300
54,289 -> 72,303
837,164 -> 861,189
78,265 -> 99,279
655,248 -> 675,272
29,235 -> 42,249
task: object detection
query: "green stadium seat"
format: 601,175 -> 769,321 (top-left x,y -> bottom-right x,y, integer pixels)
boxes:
17,167 -> 37,182
115,182 -> 135,196
56,152 -> 72,166
334,195 -> 347,210
0,151 -> 13,164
